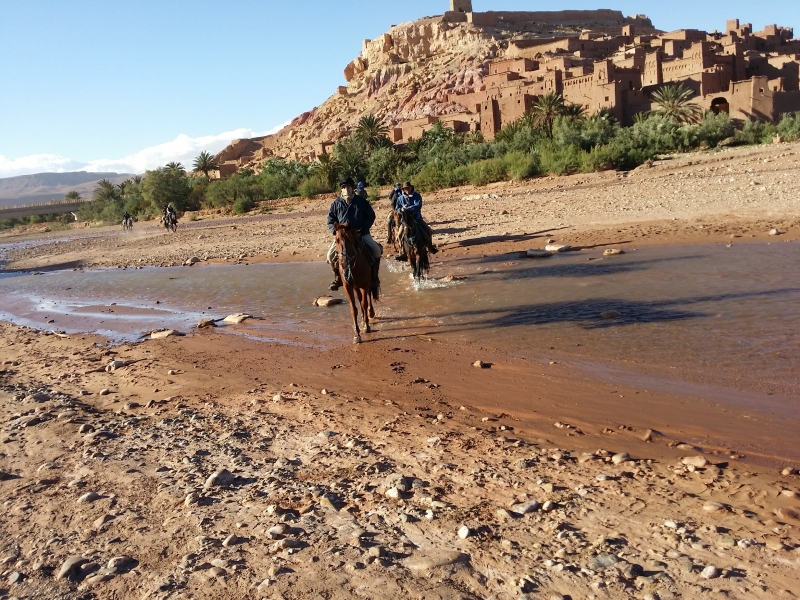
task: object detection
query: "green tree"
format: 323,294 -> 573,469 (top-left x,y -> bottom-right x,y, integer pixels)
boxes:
562,103 -> 587,121
310,153 -> 340,189
651,84 -> 703,124
530,92 -> 566,138
334,136 -> 368,183
64,190 -> 82,201
140,167 -> 191,213
93,179 -> 119,202
354,114 -> 390,151
192,151 -> 219,179
164,161 -> 186,174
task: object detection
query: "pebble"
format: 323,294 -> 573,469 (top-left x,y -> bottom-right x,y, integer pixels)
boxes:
204,469 -> 235,489
107,556 -> 134,570
8,571 -> 23,584
56,555 -> 88,580
700,565 -> 719,579
272,394 -> 286,402
385,487 -> 401,499
769,228 -> 780,235
99,388 -> 110,395
185,492 -> 199,506
703,501 -> 724,512
682,456 -> 708,468
405,551 -> 465,571
268,524 -> 288,539
457,525 -> 471,539
542,501 -> 555,512
223,534 -> 243,547
603,249 -> 625,256
782,467 -> 797,476
611,452 -> 630,465
473,360 -> 490,368
77,491 -> 100,503
511,499 -> 540,514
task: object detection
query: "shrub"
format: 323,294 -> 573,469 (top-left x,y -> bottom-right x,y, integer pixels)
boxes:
696,112 -> 736,147
775,112 -> 800,141
503,151 -> 540,180
298,175 -> 330,198
464,157 -> 507,186
367,146 -> 403,185
232,196 -> 255,215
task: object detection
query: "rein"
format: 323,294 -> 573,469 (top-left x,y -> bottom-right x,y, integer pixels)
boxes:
337,230 -> 363,284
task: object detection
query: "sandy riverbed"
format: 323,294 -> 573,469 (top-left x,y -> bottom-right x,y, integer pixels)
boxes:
0,142 -> 799,599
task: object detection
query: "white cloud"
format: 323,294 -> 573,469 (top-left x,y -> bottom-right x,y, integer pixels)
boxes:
0,121 -> 291,179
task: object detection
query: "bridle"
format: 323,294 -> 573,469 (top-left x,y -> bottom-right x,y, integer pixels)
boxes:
336,226 -> 363,284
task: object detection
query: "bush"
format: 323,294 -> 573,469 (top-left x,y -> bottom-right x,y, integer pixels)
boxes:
503,151 -> 540,180
696,112 -> 736,147
232,196 -> 255,214
776,112 -> 800,141
367,146 -> 403,185
298,175 -> 330,198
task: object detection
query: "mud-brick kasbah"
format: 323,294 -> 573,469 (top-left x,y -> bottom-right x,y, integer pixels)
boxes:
214,1 -> 800,176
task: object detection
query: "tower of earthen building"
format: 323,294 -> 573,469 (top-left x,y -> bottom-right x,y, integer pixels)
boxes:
450,0 -> 472,14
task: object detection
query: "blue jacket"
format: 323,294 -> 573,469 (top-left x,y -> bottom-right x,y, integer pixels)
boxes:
327,194 -> 376,236
396,191 -> 423,220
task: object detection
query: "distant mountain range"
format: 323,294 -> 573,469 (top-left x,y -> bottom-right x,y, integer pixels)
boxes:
0,172 -> 134,207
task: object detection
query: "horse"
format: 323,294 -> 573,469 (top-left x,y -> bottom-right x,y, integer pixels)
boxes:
333,222 -> 379,344
386,210 -> 402,255
398,210 -> 430,280
122,216 -> 133,232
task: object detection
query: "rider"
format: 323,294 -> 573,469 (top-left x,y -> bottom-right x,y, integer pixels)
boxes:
327,177 -> 382,291
386,182 -> 402,244
163,203 -> 176,224
356,182 -> 368,200
396,181 -> 438,254
122,210 -> 131,224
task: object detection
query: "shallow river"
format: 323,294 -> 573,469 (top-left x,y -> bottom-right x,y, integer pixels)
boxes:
1,241 -> 798,406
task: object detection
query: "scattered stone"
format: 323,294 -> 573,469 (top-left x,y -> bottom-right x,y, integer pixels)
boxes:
150,329 -> 183,339
473,360 -> 490,368
769,228 -> 780,236
542,501 -> 555,512
8,571 -> 23,585
774,507 -> 798,520
99,388 -> 111,396
56,555 -> 89,580
93,513 -> 114,528
545,244 -> 571,253
223,313 -> 252,324
405,551 -> 467,571
703,501 -> 725,512
682,456 -> 708,468
185,256 -> 201,266
385,487 -> 401,500
77,491 -> 100,503
313,296 -> 344,307
611,452 -> 630,465
700,565 -> 719,579
457,525 -> 471,539
223,534 -> 243,547
525,249 -> 552,258
781,467 -> 797,476
107,556 -> 134,570
204,469 -> 235,490
197,318 -> 217,329
603,249 -> 625,256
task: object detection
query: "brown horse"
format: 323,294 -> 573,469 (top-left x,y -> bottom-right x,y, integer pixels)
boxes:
386,210 -> 402,255
333,222 -> 379,344
399,210 -> 430,280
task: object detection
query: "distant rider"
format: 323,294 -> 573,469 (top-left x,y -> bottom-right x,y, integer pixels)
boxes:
163,203 -> 176,225
327,177 -> 382,291
122,211 -> 131,223
396,181 -> 438,254
356,182 -> 368,200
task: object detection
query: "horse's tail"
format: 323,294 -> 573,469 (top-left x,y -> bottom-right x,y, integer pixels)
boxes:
418,245 -> 430,273
372,282 -> 380,301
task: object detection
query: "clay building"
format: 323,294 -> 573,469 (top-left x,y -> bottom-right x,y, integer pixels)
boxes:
393,14 -> 800,142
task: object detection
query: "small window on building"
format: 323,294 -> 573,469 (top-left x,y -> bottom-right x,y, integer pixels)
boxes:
760,88 -> 764,93
605,96 -> 610,101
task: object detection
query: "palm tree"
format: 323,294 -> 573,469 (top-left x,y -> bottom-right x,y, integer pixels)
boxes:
562,103 -> 587,121
193,151 -> 219,179
93,179 -> 119,202
651,84 -> 703,124
116,181 -> 128,199
530,92 -> 566,138
354,114 -> 390,151
130,175 -> 144,185
310,153 -> 340,189
495,119 -> 525,143
64,191 -> 82,201
165,161 -> 186,174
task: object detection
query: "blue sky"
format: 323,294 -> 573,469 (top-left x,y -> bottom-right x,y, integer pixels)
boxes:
1,0 -> 798,177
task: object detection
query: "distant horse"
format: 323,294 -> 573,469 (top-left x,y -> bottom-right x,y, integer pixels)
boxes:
386,210 -> 402,255
399,210 -> 430,280
122,216 -> 134,232
333,222 -> 379,343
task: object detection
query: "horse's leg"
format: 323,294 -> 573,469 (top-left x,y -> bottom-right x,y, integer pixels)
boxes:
360,288 -> 371,333
344,282 -> 361,343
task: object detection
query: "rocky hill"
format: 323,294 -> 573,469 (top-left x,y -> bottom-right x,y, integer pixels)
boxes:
0,172 -> 132,207
215,8 -> 657,170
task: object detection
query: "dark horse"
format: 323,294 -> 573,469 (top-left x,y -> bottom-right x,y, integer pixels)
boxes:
399,210 -> 430,280
333,222 -> 379,344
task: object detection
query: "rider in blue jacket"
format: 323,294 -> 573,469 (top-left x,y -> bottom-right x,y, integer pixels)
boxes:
396,182 -> 438,254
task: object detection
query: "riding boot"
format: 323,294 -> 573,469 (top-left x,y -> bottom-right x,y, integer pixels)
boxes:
329,259 -> 342,291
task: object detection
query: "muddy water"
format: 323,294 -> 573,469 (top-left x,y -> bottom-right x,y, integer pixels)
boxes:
1,242 -> 799,406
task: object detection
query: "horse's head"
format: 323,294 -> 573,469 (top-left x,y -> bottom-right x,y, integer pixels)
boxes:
333,221 -> 358,252
400,210 -> 416,227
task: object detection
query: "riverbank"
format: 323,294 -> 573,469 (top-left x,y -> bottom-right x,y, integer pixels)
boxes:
1,321 -> 799,599
1,141 -> 799,272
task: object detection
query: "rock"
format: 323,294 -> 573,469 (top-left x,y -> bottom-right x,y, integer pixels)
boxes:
457,525 -> 471,539
703,501 -> 725,512
223,313 -> 252,324
525,249 -> 552,258
197,318 -> 217,329
313,296 -> 344,307
641,429 -> 653,442
319,496 -> 337,511
204,469 -> 235,490
107,556 -> 134,570
267,524 -> 288,539
93,514 -> 114,528
82,572 -> 114,586
185,256 -> 201,265
603,249 -> 625,256
590,554 -> 619,569
223,534 -> 243,547
601,310 -> 620,319
272,394 -> 287,402
405,551 -> 467,571
545,244 -> 571,253
56,555 -> 89,580
105,360 -> 125,372
781,467 -> 797,476
766,539 -> 787,551
78,423 -> 94,434
611,452 -> 630,465
77,491 -> 100,503
682,456 -> 708,468
700,565 -> 718,579
185,491 -> 200,506
99,388 -> 111,396
385,487 -> 401,499
622,563 -> 643,579
473,360 -> 490,368
151,329 -> 183,339
496,508 -> 513,520
774,507 -> 798,521
542,501 -> 555,512
769,228 -> 780,236
368,545 -> 385,558
8,571 -> 23,584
